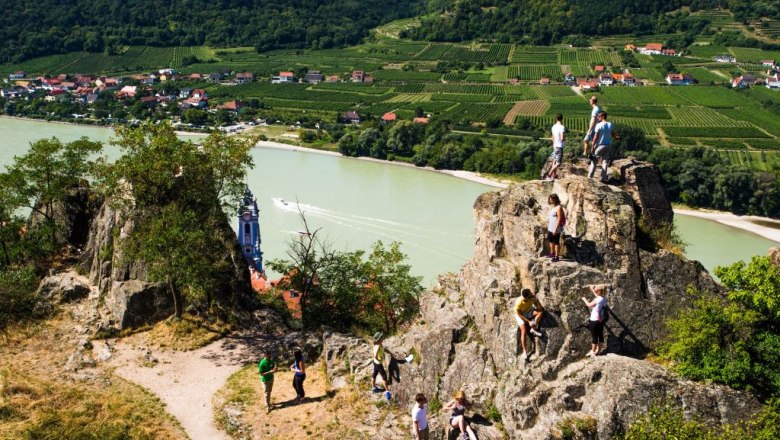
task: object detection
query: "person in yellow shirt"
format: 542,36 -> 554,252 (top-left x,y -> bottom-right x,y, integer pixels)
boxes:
371,332 -> 389,393
514,288 -> 545,361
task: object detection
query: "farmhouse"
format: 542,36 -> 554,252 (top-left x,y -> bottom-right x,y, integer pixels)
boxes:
577,78 -> 599,91
599,72 -> 614,86
219,100 -> 244,111
272,71 -> 295,84
594,65 -> 605,72
539,77 -> 551,85
732,74 -> 756,89
207,73 -> 223,83
761,60 -> 777,68
621,72 -> 636,86
117,85 -> 137,98
341,111 -> 362,124
640,43 -> 663,55
413,117 -> 430,124
179,88 -> 193,99
714,55 -> 736,63
189,73 -> 203,81
304,71 -> 325,83
624,44 -> 636,52
325,75 -> 340,83
235,72 -> 254,84
767,73 -> 780,89
1,86 -> 27,99
352,70 -> 366,82
661,49 -> 677,56
8,71 -> 26,80
563,73 -> 576,85
381,112 -> 397,123
666,73 -> 693,86
192,88 -> 207,99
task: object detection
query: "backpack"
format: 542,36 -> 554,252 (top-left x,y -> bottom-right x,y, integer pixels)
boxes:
599,304 -> 610,324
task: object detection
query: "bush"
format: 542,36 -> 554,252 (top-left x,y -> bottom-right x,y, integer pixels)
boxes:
660,256 -> 780,399
0,267 -> 42,331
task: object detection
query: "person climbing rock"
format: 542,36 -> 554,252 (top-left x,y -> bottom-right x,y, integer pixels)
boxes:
582,284 -> 608,357
371,332 -> 389,393
258,352 -> 278,414
443,390 -> 476,440
547,194 -> 566,262
589,111 -> 613,182
412,393 -> 429,440
515,288 -> 545,361
290,349 -> 306,402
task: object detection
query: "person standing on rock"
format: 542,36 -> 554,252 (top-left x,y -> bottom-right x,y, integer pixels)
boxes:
583,96 -> 601,158
547,194 -> 566,262
515,288 -> 545,361
545,113 -> 566,181
588,111 -> 613,183
371,332 -> 390,393
443,390 -> 476,440
258,352 -> 278,413
412,393 -> 430,440
582,285 -> 608,357
290,349 -> 306,402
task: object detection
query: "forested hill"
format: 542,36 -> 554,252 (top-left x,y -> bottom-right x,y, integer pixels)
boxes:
406,0 -> 778,44
0,0 -> 422,63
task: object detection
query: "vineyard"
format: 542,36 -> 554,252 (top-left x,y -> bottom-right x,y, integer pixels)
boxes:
508,65 -> 563,80
441,103 -> 514,123
510,46 -> 558,64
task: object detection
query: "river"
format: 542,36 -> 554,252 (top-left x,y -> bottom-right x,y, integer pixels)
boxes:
0,117 -> 777,284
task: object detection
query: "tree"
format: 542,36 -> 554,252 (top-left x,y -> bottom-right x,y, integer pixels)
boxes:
362,241 -> 422,334
660,256 -> 780,399
4,137 -> 101,251
99,123 -> 254,319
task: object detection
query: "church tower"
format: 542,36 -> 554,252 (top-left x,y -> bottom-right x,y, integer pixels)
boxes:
237,188 -> 263,272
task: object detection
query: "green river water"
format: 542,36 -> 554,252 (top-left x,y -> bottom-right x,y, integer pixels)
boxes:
1,117 -> 777,285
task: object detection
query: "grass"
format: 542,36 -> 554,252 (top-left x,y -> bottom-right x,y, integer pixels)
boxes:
554,416 -> 598,440
0,367 -> 186,439
146,314 -> 231,351
213,364 -> 257,436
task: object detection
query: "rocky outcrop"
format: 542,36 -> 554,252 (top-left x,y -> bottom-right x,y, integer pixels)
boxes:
78,197 -> 251,330
28,181 -> 100,247
37,270 -> 92,303
362,174 -> 756,439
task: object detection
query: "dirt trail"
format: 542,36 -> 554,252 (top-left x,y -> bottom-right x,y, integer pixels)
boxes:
96,329 -> 281,440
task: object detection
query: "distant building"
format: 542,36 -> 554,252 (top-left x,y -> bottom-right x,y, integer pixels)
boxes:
599,72 -> 614,86
352,70 -> 366,82
661,49 -> 677,56
207,73 -> 223,83
714,55 -> 736,63
179,87 -> 193,99
220,100 -> 244,111
381,112 -> 397,123
539,77 -> 551,85
304,71 -> 325,83
341,111 -> 362,125
594,65 -> 605,72
8,71 -> 26,80
767,73 -> 780,89
189,73 -> 203,81
563,73 -> 576,86
235,72 -> 254,84
640,43 -> 663,55
117,85 -> 137,98
761,60 -> 776,68
578,78 -> 600,91
624,44 -> 637,52
272,71 -> 295,84
621,72 -> 636,86
325,75 -> 340,83
666,73 -> 693,86
237,188 -> 263,272
732,74 -> 756,89
413,117 -> 429,124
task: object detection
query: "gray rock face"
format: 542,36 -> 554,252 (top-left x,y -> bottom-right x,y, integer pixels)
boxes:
79,197 -> 251,330
27,181 -> 99,247
37,270 -> 92,303
375,174 -> 758,439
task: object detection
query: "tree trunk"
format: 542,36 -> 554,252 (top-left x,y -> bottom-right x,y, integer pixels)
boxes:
167,276 -> 183,319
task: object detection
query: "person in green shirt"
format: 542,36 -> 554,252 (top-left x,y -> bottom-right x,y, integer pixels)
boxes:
258,353 -> 278,413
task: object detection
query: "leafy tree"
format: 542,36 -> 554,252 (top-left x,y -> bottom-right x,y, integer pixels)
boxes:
362,241 -> 422,334
98,123 -> 254,319
3,137 -> 101,251
660,256 -> 780,399
0,266 -> 42,331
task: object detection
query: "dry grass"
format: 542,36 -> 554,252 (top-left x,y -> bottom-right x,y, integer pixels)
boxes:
146,314 -> 231,351
214,360 -> 402,440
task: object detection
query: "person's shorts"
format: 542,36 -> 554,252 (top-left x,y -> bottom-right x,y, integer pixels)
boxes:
416,427 -> 430,440
547,230 -> 561,243
593,144 -> 611,161
514,308 -> 537,327
372,362 -> 387,380
583,132 -> 594,142
549,148 -> 563,164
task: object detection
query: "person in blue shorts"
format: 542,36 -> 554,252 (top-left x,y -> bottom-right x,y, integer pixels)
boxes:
582,96 -> 601,158
589,111 -> 613,182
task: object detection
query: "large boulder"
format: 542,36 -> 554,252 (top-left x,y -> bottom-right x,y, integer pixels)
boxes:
378,173 -> 758,439
36,270 -> 92,303
79,197 -> 252,330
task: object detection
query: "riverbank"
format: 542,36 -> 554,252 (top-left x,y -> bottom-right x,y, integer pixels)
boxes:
254,140 -> 511,189
674,208 -> 780,243
0,115 -> 206,137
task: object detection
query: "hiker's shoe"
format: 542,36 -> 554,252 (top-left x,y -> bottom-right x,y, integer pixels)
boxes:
462,433 -> 470,440
551,256 -> 559,262
544,177 -> 554,182
531,328 -> 543,337
371,387 -> 382,393
546,252 -> 555,258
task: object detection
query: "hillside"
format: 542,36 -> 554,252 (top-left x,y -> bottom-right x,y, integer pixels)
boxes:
0,0 -> 423,63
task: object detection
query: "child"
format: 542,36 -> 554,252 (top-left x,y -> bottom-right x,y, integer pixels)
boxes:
411,393 -> 429,440
547,194 -> 566,262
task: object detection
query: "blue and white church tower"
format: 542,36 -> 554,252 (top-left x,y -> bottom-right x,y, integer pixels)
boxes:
237,187 -> 263,272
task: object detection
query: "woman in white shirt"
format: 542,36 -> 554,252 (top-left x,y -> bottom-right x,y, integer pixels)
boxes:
581,285 -> 608,357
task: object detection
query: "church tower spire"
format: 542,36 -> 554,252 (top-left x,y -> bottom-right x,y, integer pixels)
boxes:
237,187 -> 263,272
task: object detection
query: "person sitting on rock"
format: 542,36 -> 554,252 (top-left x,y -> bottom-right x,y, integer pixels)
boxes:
371,332 -> 389,393
582,284 -> 608,357
547,194 -> 566,262
443,390 -> 476,440
515,288 -> 545,361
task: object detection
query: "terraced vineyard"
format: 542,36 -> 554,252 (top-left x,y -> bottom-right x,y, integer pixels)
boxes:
508,65 -> 563,80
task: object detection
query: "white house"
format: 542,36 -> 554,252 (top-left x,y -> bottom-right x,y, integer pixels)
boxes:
767,73 -> 780,89
714,55 -> 736,63
640,43 -> 664,55
271,71 -> 295,84
599,72 -> 614,86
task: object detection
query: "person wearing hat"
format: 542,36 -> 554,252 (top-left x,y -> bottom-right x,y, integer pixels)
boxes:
371,332 -> 389,393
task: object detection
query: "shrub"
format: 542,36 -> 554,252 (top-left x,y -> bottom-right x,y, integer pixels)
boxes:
0,267 -> 42,331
